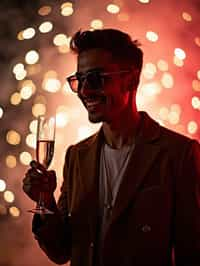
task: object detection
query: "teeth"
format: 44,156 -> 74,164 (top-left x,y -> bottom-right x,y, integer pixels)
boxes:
86,101 -> 101,107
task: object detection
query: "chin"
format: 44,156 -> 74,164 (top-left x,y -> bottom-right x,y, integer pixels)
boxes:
88,113 -> 104,123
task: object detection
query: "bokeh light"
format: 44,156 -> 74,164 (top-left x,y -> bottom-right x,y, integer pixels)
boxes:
91,19 -> 104,29
39,21 -> 53,33
6,155 -> 17,168
0,179 -> 6,192
25,50 -> 39,65
6,130 -> 21,145
61,2 -> 74,16
182,12 -> 192,22
9,206 -> 20,217
174,48 -> 186,60
42,78 -> 61,93
22,27 -> 36,39
161,73 -> 174,89
38,5 -> 52,16
10,92 -> 22,105
157,60 -> 169,71
187,121 -> 198,134
146,31 -> 159,42
26,133 -> 36,149
4,190 -> 15,203
19,151 -> 32,165
0,106 -> 3,118
32,103 -> 46,117
106,4 -> 120,14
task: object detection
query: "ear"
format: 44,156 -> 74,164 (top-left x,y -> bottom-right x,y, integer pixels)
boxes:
125,69 -> 140,91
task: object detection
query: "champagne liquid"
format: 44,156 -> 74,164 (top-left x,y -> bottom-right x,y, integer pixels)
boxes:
36,140 -> 55,168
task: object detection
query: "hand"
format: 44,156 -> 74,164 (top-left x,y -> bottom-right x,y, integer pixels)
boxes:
22,160 -> 57,202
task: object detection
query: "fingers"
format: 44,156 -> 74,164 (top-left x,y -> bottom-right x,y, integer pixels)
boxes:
22,161 -> 57,201
30,160 -> 47,173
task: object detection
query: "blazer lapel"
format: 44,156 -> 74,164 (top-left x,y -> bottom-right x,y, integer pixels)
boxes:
108,112 -> 162,228
77,130 -> 104,238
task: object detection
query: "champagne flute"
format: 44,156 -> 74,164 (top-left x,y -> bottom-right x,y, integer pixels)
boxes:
28,115 -> 56,214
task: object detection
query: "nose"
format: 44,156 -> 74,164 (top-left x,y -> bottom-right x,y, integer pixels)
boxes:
79,79 -> 94,97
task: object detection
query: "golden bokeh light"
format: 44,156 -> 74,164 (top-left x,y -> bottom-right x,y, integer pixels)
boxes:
182,12 -> 192,22
19,151 -> 32,165
22,27 -> 36,39
106,4 -> 120,14
6,155 -> 17,168
174,48 -> 186,60
61,2 -> 74,16
38,5 -> 52,16
0,179 -> 6,192
138,0 -> 150,3
0,106 -> 3,119
143,63 -> 157,79
168,111 -> 180,125
141,82 -> 161,96
42,78 -> 61,93
25,50 -> 39,65
15,69 -> 27,80
194,37 -> 200,47
10,92 -> 22,105
4,190 -> 15,203
191,96 -> 200,110
61,2 -> 73,9
56,112 -> 70,128
21,79 -> 36,94
13,63 -> 25,75
53,34 -> 68,46
32,103 -> 46,117
157,60 -> 169,71
173,56 -> 184,67
20,85 -> 34,100
90,19 -> 104,29
170,104 -> 182,115
161,72 -> 174,89
29,119 -> 37,134
187,121 -> 198,134
26,133 -> 36,149
17,31 -> 24,40
9,206 -> 20,217
146,31 -> 159,42
6,130 -> 21,145
159,107 -> 169,121
192,80 -> 200,91
39,21 -> 53,33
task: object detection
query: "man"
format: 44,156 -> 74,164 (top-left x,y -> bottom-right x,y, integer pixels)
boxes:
23,29 -> 200,266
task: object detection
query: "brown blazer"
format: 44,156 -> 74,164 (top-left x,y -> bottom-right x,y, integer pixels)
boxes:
33,112 -> 200,266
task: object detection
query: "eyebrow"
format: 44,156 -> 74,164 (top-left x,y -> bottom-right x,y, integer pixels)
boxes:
76,67 -> 105,76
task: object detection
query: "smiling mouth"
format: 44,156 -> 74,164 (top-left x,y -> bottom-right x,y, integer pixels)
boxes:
85,96 -> 107,109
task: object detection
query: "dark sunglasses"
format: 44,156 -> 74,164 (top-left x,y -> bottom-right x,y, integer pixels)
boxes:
66,69 -> 131,93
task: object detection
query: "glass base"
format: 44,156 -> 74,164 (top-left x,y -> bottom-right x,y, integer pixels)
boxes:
28,206 -> 54,215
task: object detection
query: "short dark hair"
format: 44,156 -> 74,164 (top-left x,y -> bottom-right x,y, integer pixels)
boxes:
70,29 -> 143,73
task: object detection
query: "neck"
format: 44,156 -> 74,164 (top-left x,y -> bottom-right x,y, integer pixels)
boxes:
103,110 -> 141,149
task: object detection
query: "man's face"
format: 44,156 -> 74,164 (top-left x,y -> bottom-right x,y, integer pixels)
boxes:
77,48 -> 133,124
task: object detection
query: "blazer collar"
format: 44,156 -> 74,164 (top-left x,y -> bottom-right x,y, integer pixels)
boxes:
77,112 -> 161,235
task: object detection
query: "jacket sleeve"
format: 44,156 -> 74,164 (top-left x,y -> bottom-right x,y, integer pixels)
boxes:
174,139 -> 200,266
32,146 -> 73,265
